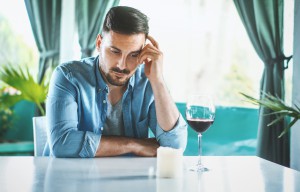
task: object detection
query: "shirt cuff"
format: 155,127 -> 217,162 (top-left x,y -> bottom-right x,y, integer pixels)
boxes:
78,131 -> 101,158
156,114 -> 187,150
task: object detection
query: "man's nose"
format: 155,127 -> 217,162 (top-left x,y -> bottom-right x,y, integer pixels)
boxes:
117,56 -> 127,70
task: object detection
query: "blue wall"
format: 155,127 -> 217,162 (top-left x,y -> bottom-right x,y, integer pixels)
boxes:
176,103 -> 259,156
3,101 -> 35,141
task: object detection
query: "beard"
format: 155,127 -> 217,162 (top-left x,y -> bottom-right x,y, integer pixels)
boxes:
105,67 -> 131,86
99,61 -> 131,87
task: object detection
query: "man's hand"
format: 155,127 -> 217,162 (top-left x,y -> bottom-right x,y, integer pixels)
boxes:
95,136 -> 160,157
132,138 -> 160,157
138,35 -> 164,83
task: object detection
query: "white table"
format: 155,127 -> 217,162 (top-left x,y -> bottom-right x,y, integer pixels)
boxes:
0,156 -> 299,192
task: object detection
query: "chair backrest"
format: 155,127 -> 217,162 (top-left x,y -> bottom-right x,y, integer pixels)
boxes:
32,116 -> 47,156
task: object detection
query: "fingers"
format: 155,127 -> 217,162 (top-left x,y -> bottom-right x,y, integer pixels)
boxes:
138,44 -> 162,64
147,35 -> 160,49
138,35 -> 163,67
139,47 -> 157,63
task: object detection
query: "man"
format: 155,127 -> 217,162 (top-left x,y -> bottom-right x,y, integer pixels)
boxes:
44,6 -> 187,157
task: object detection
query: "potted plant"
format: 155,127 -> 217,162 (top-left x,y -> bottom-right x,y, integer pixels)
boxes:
240,92 -> 300,138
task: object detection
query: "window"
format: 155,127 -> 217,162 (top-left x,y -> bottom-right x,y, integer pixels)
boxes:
283,0 -> 294,106
0,0 -> 38,79
120,0 -> 294,107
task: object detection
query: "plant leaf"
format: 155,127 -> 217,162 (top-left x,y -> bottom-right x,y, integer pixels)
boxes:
278,118 -> 298,138
240,92 -> 300,138
267,115 -> 285,127
0,64 -> 49,115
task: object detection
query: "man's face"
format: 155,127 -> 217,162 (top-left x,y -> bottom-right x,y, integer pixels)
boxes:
96,31 -> 146,86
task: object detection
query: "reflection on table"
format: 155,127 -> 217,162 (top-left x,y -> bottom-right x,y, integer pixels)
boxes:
0,156 -> 299,192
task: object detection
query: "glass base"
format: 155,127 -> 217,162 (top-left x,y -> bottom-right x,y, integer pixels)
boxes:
189,164 -> 209,172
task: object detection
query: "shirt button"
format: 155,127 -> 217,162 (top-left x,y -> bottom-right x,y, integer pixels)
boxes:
98,88 -> 101,93
103,100 -> 106,104
101,127 -> 103,131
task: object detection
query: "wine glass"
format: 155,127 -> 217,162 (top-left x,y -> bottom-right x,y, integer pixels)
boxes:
186,94 -> 215,172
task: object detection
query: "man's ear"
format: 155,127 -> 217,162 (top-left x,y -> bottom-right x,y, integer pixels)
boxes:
96,34 -> 102,51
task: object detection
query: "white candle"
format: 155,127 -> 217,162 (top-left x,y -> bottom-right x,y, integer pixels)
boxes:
156,147 -> 183,178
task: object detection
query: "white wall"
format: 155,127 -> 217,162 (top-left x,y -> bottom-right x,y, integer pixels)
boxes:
291,0 -> 300,171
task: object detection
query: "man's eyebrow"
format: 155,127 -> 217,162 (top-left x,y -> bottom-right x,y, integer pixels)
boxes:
110,46 -> 121,51
131,46 -> 143,54
110,46 -> 142,54
131,49 -> 142,54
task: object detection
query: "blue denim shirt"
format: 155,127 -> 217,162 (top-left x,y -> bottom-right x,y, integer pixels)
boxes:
44,56 -> 187,157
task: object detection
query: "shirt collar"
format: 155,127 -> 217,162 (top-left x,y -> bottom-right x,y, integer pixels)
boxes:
128,72 -> 135,90
94,56 -> 108,93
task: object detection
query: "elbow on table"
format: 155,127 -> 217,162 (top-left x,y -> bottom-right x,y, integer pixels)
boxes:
173,140 -> 187,151
50,132 -> 99,158
157,128 -> 188,151
159,137 -> 187,152
51,143 -> 78,158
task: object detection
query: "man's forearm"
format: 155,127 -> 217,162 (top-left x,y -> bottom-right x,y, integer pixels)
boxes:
138,35 -> 179,132
95,136 -> 159,157
150,80 -> 180,132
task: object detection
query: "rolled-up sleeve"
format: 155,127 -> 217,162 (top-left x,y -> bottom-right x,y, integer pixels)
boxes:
46,66 -> 100,158
78,132 -> 101,157
156,115 -> 187,150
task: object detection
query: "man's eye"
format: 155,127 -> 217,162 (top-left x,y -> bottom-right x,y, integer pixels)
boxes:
131,53 -> 139,57
111,49 -> 120,54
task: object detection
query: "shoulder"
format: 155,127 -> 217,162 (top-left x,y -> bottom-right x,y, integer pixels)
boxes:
56,57 -> 96,75
53,57 -> 97,84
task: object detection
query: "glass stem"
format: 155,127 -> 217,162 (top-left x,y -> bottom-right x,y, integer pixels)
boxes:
197,133 -> 203,167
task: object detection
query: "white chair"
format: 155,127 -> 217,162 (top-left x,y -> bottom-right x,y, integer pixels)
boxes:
32,116 -> 47,156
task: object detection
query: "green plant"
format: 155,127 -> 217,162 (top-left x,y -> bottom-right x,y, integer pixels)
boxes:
0,64 -> 49,115
240,92 -> 300,138
0,106 -> 14,141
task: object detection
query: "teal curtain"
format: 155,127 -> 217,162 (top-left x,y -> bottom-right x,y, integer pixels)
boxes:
75,0 -> 120,58
234,0 -> 290,166
24,0 -> 62,83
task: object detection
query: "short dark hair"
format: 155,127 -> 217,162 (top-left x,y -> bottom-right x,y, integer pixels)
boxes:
102,6 -> 149,36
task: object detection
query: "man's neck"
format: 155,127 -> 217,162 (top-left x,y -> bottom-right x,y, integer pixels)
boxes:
107,84 -> 126,105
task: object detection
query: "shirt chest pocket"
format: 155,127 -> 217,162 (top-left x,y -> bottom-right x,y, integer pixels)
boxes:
136,117 -> 149,138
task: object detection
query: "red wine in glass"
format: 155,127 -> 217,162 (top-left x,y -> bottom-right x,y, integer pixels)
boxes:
187,118 -> 214,133
186,95 -> 215,172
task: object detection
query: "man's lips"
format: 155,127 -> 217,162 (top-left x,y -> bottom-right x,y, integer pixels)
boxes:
113,71 -> 127,78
